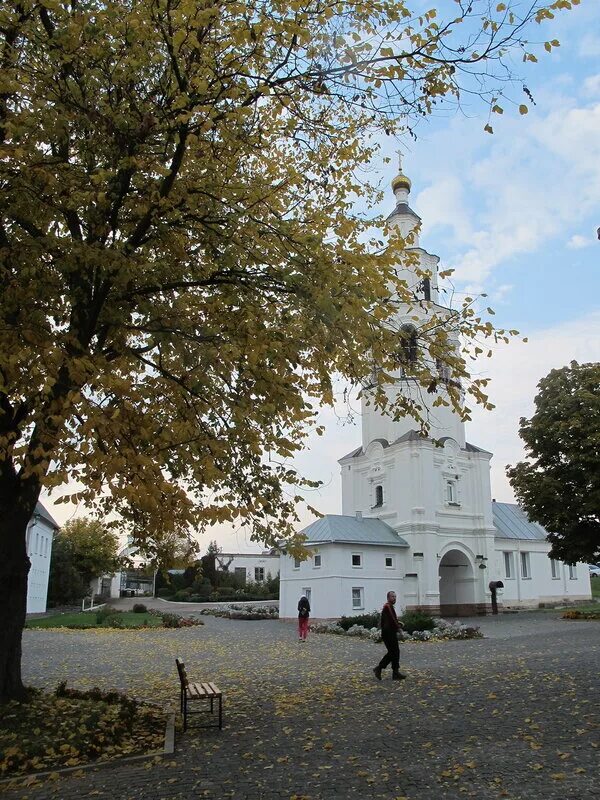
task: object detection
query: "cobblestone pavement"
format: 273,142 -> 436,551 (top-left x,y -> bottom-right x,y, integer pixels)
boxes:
5,612 -> 599,800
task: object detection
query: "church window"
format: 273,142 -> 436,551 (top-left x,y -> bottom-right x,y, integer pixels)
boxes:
352,587 -> 364,609
385,555 -> 394,569
550,559 -> 560,579
445,479 -> 458,505
293,557 -> 301,570
397,324 -> 418,370
351,553 -> 362,568
520,552 -> 531,579
313,554 -> 321,568
421,276 -> 431,301
302,587 -> 312,604
255,567 -> 265,582
503,552 -> 514,579
568,563 -> 577,580
374,485 -> 384,507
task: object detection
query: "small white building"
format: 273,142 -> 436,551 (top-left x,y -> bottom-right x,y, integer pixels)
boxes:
279,162 -> 591,620
26,501 -> 60,613
216,552 -> 280,584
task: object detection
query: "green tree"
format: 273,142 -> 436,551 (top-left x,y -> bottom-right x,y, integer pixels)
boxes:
0,0 -> 577,700
507,361 -> 600,565
48,517 -> 121,604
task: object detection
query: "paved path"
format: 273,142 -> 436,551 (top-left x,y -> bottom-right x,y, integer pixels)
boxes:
6,612 -> 599,800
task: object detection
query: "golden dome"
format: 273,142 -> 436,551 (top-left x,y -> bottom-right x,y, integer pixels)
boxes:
391,172 -> 411,192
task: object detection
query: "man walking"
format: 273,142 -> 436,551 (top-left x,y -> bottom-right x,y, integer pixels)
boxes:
373,590 -> 406,681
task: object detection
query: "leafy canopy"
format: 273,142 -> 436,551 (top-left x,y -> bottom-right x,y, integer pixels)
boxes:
507,361 -> 600,564
0,0 -> 579,553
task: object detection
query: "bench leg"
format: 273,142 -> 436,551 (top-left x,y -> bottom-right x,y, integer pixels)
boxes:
218,696 -> 222,729
183,692 -> 188,732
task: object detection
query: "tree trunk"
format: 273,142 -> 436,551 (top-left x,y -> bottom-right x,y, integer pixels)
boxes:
0,492 -> 39,704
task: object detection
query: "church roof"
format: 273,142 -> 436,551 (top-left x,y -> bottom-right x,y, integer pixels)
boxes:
300,514 -> 409,547
492,502 -> 548,541
387,202 -> 421,222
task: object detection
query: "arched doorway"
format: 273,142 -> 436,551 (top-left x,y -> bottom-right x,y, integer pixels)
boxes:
439,549 -> 477,616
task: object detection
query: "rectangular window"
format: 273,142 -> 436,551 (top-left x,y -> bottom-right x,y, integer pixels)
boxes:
568,564 -> 577,580
234,567 -> 247,583
254,567 -> 265,582
313,554 -> 321,568
293,557 -> 301,570
520,552 -> 531,579
503,551 -> 514,579
351,553 -> 362,568
550,559 -> 560,579
352,587 -> 364,610
385,555 -> 394,569
302,587 -> 311,604
35,532 -> 39,555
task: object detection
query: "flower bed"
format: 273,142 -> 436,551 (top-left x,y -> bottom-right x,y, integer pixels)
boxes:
310,617 -> 482,642
561,608 -> 600,620
199,604 -> 279,620
0,683 -> 166,780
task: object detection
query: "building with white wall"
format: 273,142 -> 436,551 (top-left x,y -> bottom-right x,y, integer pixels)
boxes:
217,552 -> 280,584
26,501 -> 59,613
279,163 -> 591,620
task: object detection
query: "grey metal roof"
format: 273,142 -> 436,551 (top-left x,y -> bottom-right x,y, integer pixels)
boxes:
492,502 -> 548,541
35,500 -> 60,529
300,514 -> 409,547
387,202 -> 421,221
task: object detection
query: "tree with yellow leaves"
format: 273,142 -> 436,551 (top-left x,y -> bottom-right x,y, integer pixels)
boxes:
0,0 -> 578,700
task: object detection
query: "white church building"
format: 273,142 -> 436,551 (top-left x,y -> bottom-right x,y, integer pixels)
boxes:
26,500 -> 60,613
279,165 -> 591,620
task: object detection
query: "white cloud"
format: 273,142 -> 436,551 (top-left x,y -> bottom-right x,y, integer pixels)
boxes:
409,99 -> 600,286
468,311 -> 600,503
567,234 -> 592,249
583,74 -> 600,96
579,34 -> 600,58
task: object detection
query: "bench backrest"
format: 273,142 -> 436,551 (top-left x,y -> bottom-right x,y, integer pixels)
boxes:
175,658 -> 189,688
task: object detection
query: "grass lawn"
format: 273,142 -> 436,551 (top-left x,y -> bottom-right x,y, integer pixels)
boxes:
26,611 -> 163,629
591,578 -> 600,599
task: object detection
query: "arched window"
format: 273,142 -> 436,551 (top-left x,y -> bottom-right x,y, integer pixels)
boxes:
421,276 -> 431,301
374,485 -> 384,507
398,324 -> 418,369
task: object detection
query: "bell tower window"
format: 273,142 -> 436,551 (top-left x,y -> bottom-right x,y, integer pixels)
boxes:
374,485 -> 384,508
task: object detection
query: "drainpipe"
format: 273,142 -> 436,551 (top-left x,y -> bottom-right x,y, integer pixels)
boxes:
515,543 -> 522,602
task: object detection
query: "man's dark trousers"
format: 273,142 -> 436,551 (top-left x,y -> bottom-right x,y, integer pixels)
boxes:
378,631 -> 400,672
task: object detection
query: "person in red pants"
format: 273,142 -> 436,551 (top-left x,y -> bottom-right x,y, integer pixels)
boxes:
373,590 -> 406,680
298,594 -> 310,641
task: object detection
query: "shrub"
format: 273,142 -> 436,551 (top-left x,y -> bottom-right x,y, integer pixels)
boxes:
400,609 -> 436,634
132,603 -> 147,613
157,588 -> 172,598
95,606 -> 121,624
173,588 -> 193,601
338,611 -> 380,631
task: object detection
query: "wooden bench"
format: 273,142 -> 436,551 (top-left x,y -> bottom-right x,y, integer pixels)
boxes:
175,658 -> 222,731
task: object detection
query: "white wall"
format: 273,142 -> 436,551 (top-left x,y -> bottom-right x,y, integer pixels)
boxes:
279,543 -> 407,619
219,553 -> 279,584
26,515 -> 55,613
492,542 -> 591,606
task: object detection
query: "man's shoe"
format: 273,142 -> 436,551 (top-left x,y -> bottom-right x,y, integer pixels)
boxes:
392,671 -> 407,681
373,666 -> 382,681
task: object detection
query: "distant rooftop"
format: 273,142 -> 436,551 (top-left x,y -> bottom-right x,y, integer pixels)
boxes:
300,514 -> 409,547
35,500 -> 60,529
492,502 -> 548,541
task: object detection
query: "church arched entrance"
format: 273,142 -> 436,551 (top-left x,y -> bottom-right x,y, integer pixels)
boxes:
438,549 -> 477,616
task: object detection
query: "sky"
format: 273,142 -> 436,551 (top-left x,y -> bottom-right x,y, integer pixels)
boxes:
43,1 -> 600,553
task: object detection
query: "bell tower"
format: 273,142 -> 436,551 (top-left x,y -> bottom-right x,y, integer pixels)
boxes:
360,158 -> 466,449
